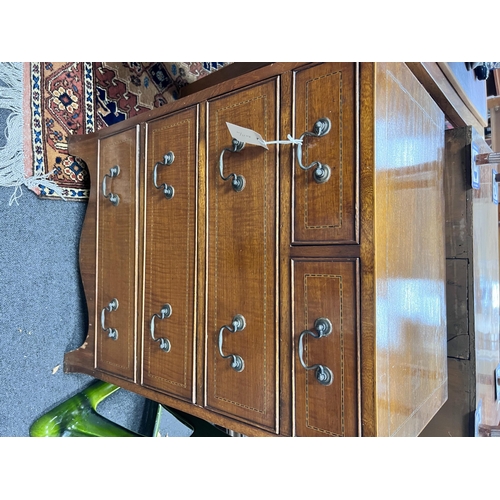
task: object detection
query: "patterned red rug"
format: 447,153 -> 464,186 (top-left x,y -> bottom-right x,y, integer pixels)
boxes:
24,62 -> 229,200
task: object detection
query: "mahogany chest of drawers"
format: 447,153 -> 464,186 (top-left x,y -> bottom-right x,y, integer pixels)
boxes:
65,62 -> 448,436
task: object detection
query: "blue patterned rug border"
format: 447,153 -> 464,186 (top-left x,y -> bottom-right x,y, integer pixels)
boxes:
29,62 -> 92,201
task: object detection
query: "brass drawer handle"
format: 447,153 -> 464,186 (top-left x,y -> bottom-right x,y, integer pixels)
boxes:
101,165 -> 120,205
153,152 -> 175,199
218,314 -> 245,372
298,317 -> 333,386
296,117 -> 331,184
150,304 -> 172,352
219,139 -> 246,192
101,298 -> 119,340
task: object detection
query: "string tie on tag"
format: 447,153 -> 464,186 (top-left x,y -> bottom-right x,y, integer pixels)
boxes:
263,134 -> 303,146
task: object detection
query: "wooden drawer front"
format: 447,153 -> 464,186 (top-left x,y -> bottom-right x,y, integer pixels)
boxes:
293,259 -> 358,436
205,80 -> 278,431
96,128 -> 138,381
293,63 -> 357,245
141,108 -> 198,401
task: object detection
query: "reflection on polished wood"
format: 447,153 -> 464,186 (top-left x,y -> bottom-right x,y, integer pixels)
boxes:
371,63 -> 447,436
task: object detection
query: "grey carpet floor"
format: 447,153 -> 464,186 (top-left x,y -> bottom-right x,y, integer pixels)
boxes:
0,186 -> 189,436
0,183 -> 191,437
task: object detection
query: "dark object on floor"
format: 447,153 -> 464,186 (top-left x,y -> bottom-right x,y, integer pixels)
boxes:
160,406 -> 230,438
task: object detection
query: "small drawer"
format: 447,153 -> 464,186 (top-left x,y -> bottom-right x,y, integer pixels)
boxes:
96,127 -> 139,381
292,258 -> 359,436
292,62 -> 358,245
141,107 -> 198,402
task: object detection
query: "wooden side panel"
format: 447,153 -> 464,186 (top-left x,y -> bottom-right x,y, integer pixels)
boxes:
293,62 -> 357,245
420,127 -> 500,436
441,127 -> 474,364
445,259 -> 470,360
141,107 -> 198,402
443,128 -> 473,259
205,80 -> 278,432
419,127 -> 474,436
374,62 -> 447,436
64,135 -> 99,373
420,357 -> 474,436
292,260 -> 358,437
96,127 -> 138,381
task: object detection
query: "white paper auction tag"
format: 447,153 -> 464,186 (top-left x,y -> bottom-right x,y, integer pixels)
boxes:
226,122 -> 268,150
